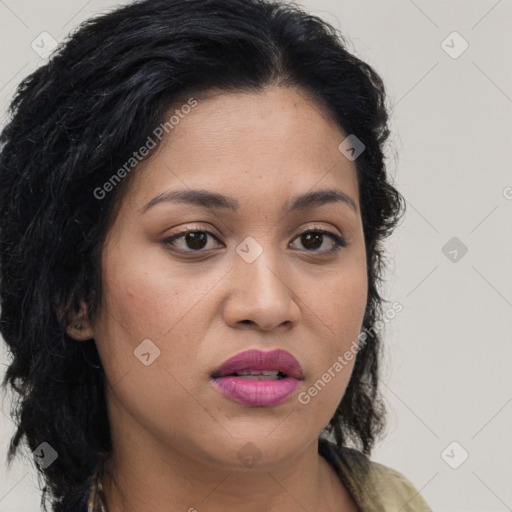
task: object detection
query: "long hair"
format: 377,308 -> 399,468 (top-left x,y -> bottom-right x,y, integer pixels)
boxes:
0,0 -> 405,510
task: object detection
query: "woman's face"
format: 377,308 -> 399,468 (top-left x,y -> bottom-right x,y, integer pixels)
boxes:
91,86 -> 368,469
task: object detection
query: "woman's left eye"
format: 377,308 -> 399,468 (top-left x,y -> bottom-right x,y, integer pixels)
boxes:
163,228 -> 347,255
290,229 -> 347,253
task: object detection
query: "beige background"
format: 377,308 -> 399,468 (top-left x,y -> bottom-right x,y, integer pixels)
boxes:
1,1 -> 511,510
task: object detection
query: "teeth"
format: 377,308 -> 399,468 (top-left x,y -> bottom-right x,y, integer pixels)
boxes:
235,370 -> 280,376
235,374 -> 280,380
230,370 -> 284,380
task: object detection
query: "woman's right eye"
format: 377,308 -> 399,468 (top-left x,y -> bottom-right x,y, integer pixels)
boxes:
163,230 -> 222,253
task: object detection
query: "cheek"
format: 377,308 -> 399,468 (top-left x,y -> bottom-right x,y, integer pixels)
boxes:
325,279 -> 367,379
98,238 -> 202,342
94,268 -> 210,438
95,242 -> 219,391
309,261 -> 368,347
296,260 -> 367,419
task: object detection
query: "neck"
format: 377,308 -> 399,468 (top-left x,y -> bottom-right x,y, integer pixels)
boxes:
99,389 -> 357,512
100,437 -> 351,512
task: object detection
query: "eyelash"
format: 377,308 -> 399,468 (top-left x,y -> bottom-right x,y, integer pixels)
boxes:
163,226 -> 347,256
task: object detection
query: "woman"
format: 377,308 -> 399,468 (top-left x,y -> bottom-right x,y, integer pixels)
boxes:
0,0 -> 433,510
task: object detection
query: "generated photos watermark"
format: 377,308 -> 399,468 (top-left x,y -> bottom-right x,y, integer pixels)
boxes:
93,97 -> 198,200
298,301 -> 403,405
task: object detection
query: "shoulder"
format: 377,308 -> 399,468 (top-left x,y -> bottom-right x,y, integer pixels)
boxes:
319,439 -> 433,512
362,455 -> 433,512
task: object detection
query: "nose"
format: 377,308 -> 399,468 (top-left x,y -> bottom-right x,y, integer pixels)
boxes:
222,245 -> 301,332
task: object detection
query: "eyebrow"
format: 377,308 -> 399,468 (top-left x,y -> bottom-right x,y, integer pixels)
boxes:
138,187 -> 357,215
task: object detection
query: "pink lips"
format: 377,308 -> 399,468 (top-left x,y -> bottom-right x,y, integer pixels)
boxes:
210,349 -> 304,407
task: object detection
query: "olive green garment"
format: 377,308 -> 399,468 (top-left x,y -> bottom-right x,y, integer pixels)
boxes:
318,438 -> 434,511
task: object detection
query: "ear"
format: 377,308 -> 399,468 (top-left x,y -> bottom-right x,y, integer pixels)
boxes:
64,299 -> 95,341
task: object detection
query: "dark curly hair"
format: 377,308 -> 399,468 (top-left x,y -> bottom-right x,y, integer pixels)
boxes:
0,0 -> 405,510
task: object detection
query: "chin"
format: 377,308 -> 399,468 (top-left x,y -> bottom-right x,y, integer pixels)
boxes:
199,431 -> 308,471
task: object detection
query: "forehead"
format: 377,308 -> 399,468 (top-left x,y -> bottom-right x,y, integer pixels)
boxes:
158,86 -> 346,162
120,86 -> 360,215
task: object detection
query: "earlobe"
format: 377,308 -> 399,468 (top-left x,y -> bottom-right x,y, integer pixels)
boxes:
65,300 -> 95,341
66,321 -> 94,341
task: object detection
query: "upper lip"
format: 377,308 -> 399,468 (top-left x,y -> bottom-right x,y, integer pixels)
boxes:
211,349 -> 304,380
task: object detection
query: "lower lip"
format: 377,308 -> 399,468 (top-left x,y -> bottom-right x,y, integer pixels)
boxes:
211,376 -> 302,407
